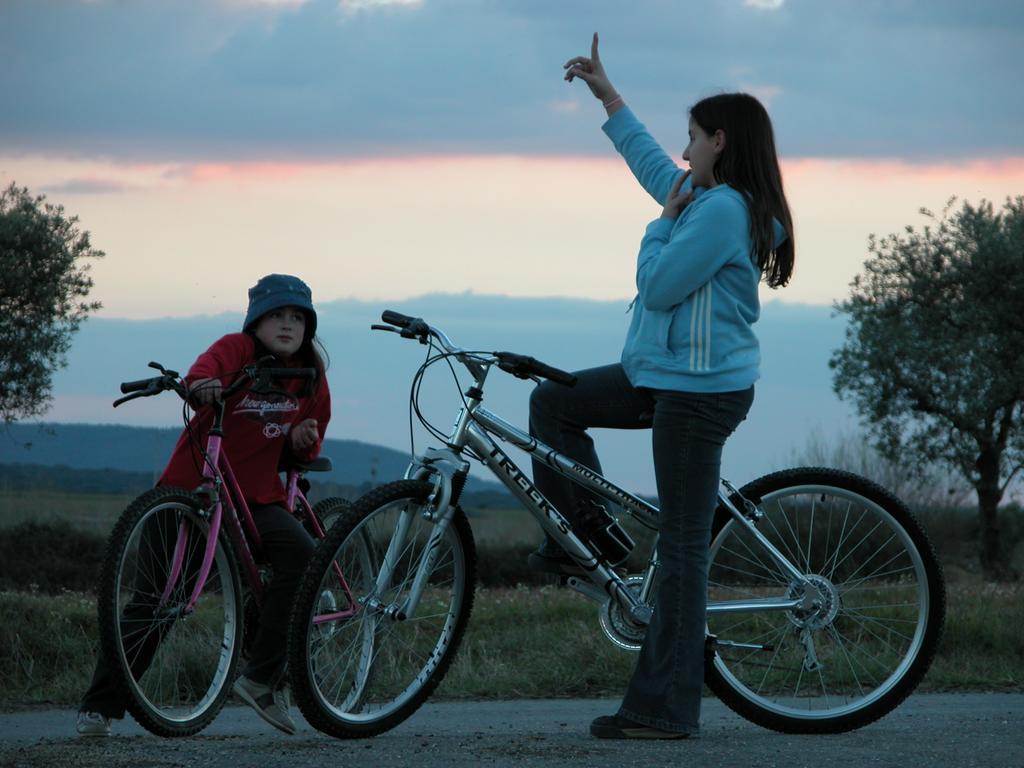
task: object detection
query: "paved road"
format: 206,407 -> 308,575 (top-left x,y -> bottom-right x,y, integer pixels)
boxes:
1,694 -> 1021,768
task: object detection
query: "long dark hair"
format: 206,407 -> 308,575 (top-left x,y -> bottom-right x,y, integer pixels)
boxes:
690,93 -> 794,288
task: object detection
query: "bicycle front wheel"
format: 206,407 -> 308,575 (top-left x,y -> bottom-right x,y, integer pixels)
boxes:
288,480 -> 477,738
705,468 -> 945,733
97,487 -> 243,737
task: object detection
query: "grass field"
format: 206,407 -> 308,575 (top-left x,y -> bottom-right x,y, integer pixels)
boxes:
0,490 -> 136,534
1,578 -> 1020,708
1,486 -> 1020,707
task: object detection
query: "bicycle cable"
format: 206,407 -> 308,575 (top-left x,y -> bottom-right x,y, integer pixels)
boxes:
407,342 -> 492,464
408,341 -> 453,448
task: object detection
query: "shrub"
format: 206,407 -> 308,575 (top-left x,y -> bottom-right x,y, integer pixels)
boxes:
0,522 -> 105,593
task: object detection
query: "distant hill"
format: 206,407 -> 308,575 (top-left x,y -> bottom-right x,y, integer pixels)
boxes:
0,422 -> 505,495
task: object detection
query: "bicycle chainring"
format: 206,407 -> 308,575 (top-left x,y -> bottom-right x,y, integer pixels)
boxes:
598,575 -> 648,651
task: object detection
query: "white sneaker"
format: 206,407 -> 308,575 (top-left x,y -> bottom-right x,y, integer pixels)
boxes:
232,675 -> 297,735
76,711 -> 111,737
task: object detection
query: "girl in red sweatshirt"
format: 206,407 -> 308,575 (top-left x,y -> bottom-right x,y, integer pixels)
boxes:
77,274 -> 331,737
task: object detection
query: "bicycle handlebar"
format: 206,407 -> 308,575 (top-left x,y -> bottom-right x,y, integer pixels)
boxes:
375,309 -> 576,388
119,377 -> 156,394
113,360 -> 317,408
495,352 -> 577,387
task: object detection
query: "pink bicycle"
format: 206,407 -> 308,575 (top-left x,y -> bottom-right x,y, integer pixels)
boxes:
97,360 -> 351,736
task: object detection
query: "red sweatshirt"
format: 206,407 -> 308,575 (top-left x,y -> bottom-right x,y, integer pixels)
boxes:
158,333 -> 332,506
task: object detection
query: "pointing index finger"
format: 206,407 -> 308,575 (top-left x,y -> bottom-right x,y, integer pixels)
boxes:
591,32 -> 600,61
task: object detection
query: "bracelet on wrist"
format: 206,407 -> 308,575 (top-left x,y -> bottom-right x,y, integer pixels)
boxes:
602,94 -> 623,109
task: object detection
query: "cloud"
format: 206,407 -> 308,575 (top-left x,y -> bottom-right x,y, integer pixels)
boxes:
0,0 -> 1021,161
39,178 -> 133,195
549,98 -> 580,115
738,83 -> 783,107
744,0 -> 785,9
339,0 -> 423,12
220,0 -> 309,8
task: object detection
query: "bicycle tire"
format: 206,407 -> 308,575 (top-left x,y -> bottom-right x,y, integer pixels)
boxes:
97,487 -> 244,737
288,480 -> 477,738
703,467 -> 945,734
311,496 -> 352,535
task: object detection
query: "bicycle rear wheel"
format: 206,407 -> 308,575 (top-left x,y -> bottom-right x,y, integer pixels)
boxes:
98,487 -> 243,737
312,496 -> 352,534
288,480 -> 476,738
704,468 -> 945,733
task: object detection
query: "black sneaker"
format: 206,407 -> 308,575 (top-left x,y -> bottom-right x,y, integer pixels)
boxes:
590,714 -> 691,740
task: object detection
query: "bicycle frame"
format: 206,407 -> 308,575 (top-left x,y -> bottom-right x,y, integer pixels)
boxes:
469,408 -> 815,614
294,314 -> 943,737
400,376 -> 818,626
164,416 -> 356,621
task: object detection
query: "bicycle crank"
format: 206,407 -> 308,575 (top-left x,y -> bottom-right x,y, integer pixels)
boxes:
596,575 -> 649,651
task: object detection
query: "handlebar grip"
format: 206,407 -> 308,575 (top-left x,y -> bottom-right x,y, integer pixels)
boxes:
382,310 -> 416,328
529,359 -> 577,387
495,352 -> 577,387
120,377 -> 156,394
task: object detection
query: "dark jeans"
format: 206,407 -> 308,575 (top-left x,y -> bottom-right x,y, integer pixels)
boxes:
80,503 -> 315,718
530,363 -> 753,735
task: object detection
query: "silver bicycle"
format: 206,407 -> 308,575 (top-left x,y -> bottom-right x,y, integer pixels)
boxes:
287,310 -> 945,738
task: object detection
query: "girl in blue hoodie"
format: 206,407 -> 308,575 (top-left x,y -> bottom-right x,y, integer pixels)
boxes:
528,33 -> 794,740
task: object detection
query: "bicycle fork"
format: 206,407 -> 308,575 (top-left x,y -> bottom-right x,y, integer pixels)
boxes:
156,501 -> 225,616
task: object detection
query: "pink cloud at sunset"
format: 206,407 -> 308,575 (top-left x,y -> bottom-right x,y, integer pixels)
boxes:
2,152 -> 1022,317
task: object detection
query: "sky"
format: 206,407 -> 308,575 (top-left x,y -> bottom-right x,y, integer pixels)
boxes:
1,0 -> 1022,319
2,0 -> 1022,495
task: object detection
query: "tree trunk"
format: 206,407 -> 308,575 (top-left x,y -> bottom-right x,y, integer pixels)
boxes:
975,447 -> 1005,580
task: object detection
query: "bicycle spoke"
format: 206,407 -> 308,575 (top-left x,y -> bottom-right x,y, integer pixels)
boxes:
105,494 -> 241,732
764,501 -> 807,577
827,518 -> 884,580
717,539 -> 791,585
822,502 -> 865,579
706,475 -> 940,730
299,488 -> 470,728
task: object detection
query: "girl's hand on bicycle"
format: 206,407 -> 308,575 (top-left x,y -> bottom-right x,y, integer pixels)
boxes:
564,32 -> 618,104
290,418 -> 319,452
661,171 -> 694,220
189,378 -> 223,406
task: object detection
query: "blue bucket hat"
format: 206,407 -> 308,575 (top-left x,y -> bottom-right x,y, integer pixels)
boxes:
243,274 -> 317,339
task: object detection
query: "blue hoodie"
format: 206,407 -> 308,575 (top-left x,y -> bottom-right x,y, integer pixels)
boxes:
603,107 -> 786,393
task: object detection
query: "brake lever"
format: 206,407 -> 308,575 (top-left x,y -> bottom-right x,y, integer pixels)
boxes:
113,390 -> 148,408
370,324 -> 401,333
148,361 -> 180,378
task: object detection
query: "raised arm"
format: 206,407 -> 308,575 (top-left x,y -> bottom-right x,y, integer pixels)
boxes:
564,33 -> 689,205
563,33 -> 624,119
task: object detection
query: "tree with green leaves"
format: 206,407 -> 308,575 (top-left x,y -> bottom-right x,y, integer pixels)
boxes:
1,182 -> 103,423
831,196 -> 1024,579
